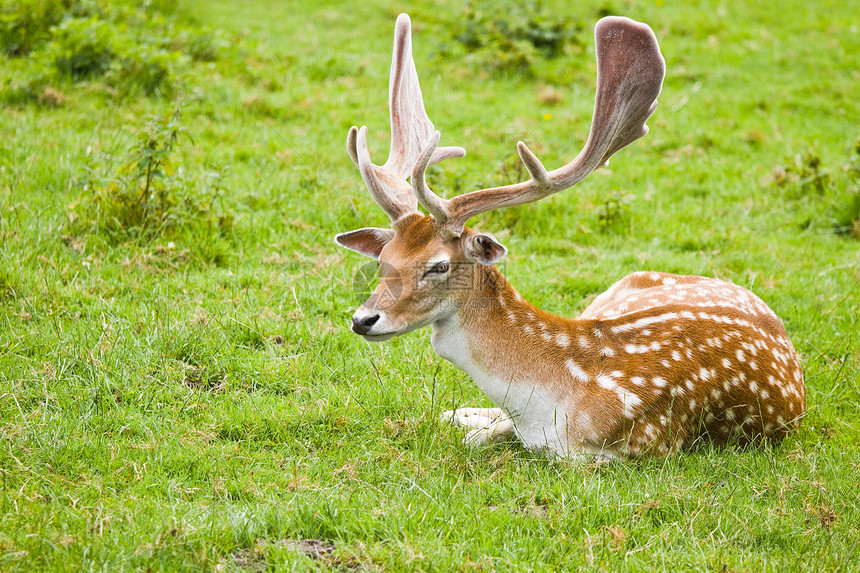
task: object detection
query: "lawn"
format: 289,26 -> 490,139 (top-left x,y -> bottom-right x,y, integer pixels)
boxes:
1,0 -> 859,571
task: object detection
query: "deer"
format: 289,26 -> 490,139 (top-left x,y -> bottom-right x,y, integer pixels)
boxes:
334,13 -> 806,459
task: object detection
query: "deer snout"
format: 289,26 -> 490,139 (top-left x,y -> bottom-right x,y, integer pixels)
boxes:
352,313 -> 380,335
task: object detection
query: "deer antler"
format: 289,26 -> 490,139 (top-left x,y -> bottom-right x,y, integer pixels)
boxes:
411,16 -> 666,235
347,13 -> 465,223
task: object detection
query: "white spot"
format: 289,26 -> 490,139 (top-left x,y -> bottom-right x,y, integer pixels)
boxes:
611,312 -> 679,333
722,358 -> 732,369
565,360 -> 589,383
653,377 -> 668,388
662,277 -> 677,285
524,325 -> 534,335
631,377 -> 645,386
736,349 -> 746,362
600,347 -> 615,357
672,350 -> 682,361
555,333 -> 570,347
597,375 -> 617,391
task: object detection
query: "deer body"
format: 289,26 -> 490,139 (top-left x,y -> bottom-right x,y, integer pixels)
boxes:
429,255 -> 804,457
335,14 -> 805,458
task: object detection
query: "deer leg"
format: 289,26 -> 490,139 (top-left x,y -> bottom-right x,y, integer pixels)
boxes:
441,408 -> 515,445
465,417 -> 515,445
440,407 -> 505,428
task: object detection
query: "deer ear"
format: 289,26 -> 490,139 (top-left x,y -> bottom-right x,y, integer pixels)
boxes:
464,232 -> 507,265
335,228 -> 395,260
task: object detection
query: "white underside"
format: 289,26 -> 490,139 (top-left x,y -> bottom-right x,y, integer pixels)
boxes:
432,316 -> 600,458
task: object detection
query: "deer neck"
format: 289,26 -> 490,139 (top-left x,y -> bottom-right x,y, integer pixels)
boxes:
430,265 -> 598,413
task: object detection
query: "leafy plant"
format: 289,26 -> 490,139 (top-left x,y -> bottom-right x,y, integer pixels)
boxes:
49,15 -> 114,79
69,108 -> 233,253
0,0 -> 72,56
773,151 -> 830,195
0,0 -> 222,104
772,138 -> 860,238
597,190 -> 636,233
442,0 -> 582,76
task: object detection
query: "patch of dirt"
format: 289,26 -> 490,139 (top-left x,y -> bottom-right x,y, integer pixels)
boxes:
231,544 -> 267,573
279,538 -> 336,560
229,538 -> 363,571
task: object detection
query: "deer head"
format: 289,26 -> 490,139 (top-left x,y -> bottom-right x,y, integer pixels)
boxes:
336,13 -> 665,341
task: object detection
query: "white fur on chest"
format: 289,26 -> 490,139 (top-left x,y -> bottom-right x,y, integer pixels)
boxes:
432,318 -> 574,455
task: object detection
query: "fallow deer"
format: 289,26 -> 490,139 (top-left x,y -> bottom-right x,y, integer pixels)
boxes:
335,14 -> 806,459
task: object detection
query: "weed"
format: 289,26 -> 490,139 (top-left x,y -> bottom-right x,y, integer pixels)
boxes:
49,15 -> 114,79
0,0 -> 220,104
441,0 -> 582,76
597,190 -> 635,233
772,138 -> 860,238
773,151 -> 829,195
68,108 -> 233,257
0,0 -> 71,56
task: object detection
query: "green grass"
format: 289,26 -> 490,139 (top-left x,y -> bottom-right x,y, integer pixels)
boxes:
1,0 -> 859,570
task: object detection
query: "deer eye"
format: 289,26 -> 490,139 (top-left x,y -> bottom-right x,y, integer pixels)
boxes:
425,261 -> 450,276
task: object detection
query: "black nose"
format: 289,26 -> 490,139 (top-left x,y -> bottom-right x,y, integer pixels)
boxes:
352,314 -> 380,335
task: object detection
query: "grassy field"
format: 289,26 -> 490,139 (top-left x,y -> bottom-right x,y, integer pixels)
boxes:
1,0 -> 859,570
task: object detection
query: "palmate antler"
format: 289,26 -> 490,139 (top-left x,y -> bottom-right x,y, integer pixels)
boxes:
349,14 -> 665,235
346,13 -> 465,223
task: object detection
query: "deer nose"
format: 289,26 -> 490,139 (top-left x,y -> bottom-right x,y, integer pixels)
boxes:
352,313 -> 380,335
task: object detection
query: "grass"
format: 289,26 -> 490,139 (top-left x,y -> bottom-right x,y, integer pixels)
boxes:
1,0 -> 859,570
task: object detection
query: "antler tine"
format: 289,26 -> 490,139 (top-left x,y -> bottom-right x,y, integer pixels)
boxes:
434,16 -> 665,235
346,125 -> 359,168
350,125 -> 413,220
346,13 -> 465,223
412,131 -> 449,222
